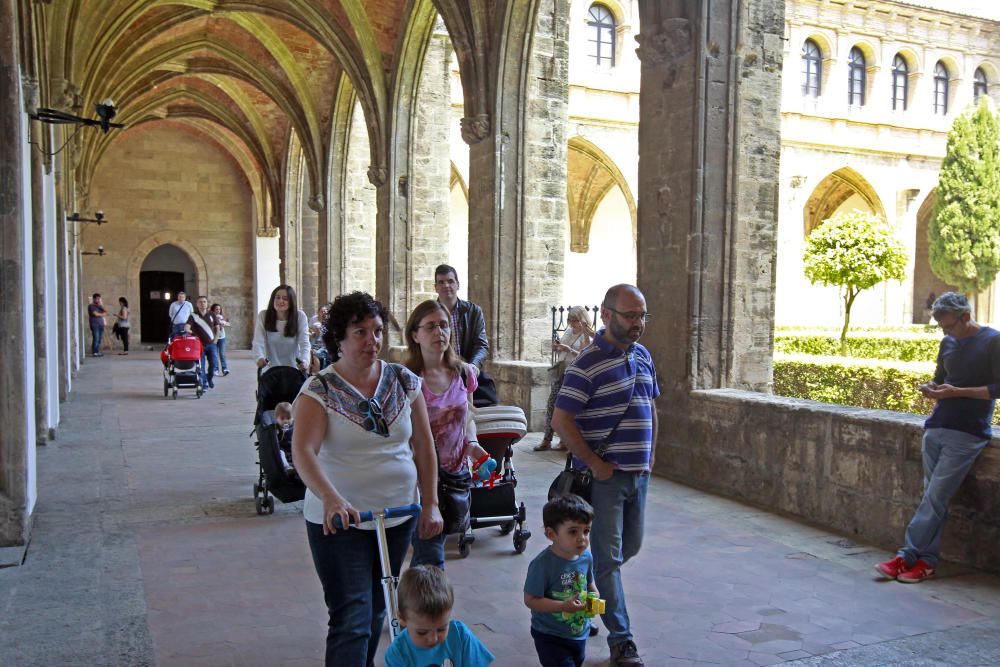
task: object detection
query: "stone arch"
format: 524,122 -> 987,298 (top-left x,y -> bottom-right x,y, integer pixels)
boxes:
803,167 -> 887,237
126,233 -> 209,341
450,163 -> 468,199
911,190 -> 956,323
975,61 -> 1000,104
567,136 -> 636,252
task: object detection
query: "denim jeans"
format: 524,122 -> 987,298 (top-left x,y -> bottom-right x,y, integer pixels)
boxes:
199,343 -> 218,388
170,322 -> 187,337
590,469 -> 648,648
90,325 -> 104,355
216,337 -> 228,372
410,531 -> 446,569
531,627 -> 586,667
899,427 -> 989,567
306,519 -> 415,667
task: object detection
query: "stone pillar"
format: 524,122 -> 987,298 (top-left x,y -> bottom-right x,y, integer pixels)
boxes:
344,101 -> 377,295
635,0 -> 784,467
0,0 -> 33,546
30,116 -> 48,446
54,156 -> 70,400
298,195 -> 319,311
408,29 -> 454,307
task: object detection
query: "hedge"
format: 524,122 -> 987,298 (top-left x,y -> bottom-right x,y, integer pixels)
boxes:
773,354 -> 1000,425
774,334 -> 940,362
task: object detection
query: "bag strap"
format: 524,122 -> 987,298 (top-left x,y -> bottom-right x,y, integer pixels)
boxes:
564,358 -> 640,471
313,372 -> 330,395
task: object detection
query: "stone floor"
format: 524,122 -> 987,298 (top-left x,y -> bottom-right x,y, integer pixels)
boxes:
3,350 -> 1000,666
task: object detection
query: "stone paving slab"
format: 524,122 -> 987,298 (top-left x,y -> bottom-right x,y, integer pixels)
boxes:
2,351 -> 1000,666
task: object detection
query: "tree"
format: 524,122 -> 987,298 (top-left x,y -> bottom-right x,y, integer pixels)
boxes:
803,210 -> 908,344
928,100 -> 1000,304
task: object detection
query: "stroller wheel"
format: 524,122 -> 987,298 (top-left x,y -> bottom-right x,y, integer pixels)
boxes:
513,529 -> 530,554
197,388 -> 203,398
253,482 -> 261,498
458,536 -> 472,558
163,379 -> 169,397
172,389 -> 178,400
263,495 -> 275,514
254,495 -> 264,515
499,521 -> 515,536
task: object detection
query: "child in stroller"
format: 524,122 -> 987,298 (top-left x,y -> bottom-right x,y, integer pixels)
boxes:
252,367 -> 307,515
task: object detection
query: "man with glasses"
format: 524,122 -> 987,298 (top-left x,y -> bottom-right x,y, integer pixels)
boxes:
876,292 -> 1000,583
433,264 -> 496,405
551,284 -> 659,667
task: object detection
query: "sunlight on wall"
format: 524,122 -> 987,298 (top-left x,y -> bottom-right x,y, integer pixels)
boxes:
562,187 -> 635,307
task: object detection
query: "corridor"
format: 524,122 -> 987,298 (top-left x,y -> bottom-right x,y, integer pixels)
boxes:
3,353 -> 1000,666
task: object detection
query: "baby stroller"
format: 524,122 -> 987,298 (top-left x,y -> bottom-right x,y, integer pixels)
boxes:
161,334 -> 203,399
458,404 -> 531,556
252,366 -> 307,515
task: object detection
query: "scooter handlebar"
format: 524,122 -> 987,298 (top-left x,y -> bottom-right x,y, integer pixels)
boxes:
332,503 -> 422,528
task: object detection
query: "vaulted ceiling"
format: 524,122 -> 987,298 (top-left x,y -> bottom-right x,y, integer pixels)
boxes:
29,0 -> 499,231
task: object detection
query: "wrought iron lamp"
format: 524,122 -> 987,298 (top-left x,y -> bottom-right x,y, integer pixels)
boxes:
81,245 -> 106,257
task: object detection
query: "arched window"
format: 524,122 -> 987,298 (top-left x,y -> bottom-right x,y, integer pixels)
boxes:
891,54 -> 908,111
848,47 -> 866,106
587,4 -> 616,68
974,67 -> 989,102
801,39 -> 822,97
934,61 -> 949,115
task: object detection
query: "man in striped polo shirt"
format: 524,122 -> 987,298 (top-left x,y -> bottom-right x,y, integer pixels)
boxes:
551,284 -> 659,667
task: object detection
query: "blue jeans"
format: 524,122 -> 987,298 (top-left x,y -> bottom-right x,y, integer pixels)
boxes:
531,627 -> 586,667
216,337 -> 228,372
899,428 -> 989,567
199,343 -> 218,388
306,519 -> 415,667
90,325 -> 104,355
410,531 -> 446,569
590,469 -> 648,648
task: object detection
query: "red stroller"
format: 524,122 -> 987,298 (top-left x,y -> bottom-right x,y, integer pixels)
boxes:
161,334 -> 204,399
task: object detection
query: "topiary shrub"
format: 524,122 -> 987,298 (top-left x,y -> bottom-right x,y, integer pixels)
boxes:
774,335 -> 940,362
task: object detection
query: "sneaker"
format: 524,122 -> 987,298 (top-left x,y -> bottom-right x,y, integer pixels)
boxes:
222,370 -> 230,376
897,560 -> 935,583
875,556 -> 909,580
610,640 -> 643,667
589,624 -> 599,637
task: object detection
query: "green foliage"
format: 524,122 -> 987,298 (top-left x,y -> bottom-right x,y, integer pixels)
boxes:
803,210 -> 909,342
773,356 -> 1000,425
774,334 -> 939,362
929,100 -> 1000,296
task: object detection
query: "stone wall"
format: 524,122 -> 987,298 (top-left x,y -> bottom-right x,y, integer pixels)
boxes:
487,360 -> 551,430
660,389 -> 1000,572
86,125 -> 256,346
343,101 -> 377,294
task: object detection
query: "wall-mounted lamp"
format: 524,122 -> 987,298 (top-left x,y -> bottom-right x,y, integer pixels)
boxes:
67,210 -> 108,225
81,245 -> 106,257
30,99 -> 124,134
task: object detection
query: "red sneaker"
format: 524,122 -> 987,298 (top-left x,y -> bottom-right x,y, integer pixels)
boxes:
875,556 -> 908,579
897,560 -> 935,583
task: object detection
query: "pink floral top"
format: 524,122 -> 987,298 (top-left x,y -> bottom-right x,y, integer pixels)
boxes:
422,370 -> 478,473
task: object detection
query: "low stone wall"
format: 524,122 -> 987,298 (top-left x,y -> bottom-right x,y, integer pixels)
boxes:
657,389 -> 1000,572
486,360 -> 550,431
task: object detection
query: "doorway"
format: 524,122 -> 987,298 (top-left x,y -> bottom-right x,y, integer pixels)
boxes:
140,271 -> 186,342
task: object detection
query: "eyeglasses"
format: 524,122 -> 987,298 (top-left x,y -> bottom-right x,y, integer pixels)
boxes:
415,322 -> 451,332
607,307 -> 650,323
357,397 -> 389,437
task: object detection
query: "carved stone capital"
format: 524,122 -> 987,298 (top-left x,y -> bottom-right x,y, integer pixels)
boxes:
460,114 -> 490,145
21,76 -> 40,114
635,18 -> 692,66
367,166 -> 387,187
50,78 -> 82,111
257,226 -> 279,238
307,194 -> 324,212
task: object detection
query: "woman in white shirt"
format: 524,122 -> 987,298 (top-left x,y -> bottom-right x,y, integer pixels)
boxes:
534,305 -> 595,451
252,285 -> 310,373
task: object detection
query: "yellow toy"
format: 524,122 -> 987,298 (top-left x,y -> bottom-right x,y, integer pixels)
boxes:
584,592 -> 605,616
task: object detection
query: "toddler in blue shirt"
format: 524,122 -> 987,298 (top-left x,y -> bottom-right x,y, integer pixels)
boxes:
385,565 -> 494,667
524,494 -> 597,667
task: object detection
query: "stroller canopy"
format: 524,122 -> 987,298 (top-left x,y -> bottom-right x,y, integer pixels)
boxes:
256,366 -> 308,423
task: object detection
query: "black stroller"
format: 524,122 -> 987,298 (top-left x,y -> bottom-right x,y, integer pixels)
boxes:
458,405 -> 531,556
252,366 -> 307,515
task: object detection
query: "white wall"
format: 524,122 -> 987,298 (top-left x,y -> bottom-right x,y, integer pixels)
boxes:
256,234 -> 280,314
562,187 -> 635,307
19,90 -> 37,514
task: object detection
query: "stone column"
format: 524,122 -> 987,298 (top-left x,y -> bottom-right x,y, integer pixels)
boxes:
0,0 -> 33,547
635,0 -> 784,465
30,113 -> 48,446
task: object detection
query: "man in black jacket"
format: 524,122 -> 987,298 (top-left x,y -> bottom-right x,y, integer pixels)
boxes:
434,264 -> 496,405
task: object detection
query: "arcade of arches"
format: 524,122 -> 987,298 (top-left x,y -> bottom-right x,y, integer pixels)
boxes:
3,0 -> 999,577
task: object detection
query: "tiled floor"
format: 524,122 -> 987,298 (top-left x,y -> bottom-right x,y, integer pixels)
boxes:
3,350 -> 1000,666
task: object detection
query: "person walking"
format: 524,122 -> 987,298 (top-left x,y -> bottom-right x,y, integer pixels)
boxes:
211,303 -> 230,375
876,292 -> 1000,583
551,284 -> 659,667
87,293 -> 108,357
188,296 -> 219,390
535,306 -> 595,451
168,291 -> 193,338
252,285 -> 310,374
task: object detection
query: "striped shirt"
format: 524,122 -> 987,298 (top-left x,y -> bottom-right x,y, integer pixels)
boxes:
555,331 -> 659,472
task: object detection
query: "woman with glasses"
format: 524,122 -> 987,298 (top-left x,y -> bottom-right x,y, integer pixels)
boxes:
252,284 -> 310,373
535,306 -> 596,451
403,300 -> 492,569
292,291 -> 443,667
